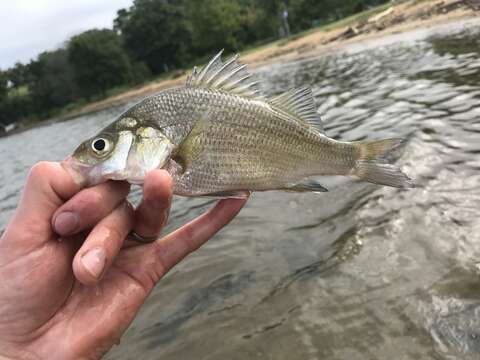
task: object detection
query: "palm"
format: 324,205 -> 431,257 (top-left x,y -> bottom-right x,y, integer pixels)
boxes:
0,162 -> 246,359
45,246 -> 152,357
0,231 -> 134,354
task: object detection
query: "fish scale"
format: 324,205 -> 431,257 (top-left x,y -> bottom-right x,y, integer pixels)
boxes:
160,87 -> 354,195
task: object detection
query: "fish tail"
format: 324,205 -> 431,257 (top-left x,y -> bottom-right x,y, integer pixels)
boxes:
352,138 -> 414,188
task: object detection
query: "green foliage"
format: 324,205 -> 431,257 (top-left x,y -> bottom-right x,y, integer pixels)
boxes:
6,62 -> 29,89
27,49 -> 78,114
117,0 -> 192,74
243,0 -> 280,43
130,61 -> 152,84
0,93 -> 34,126
187,0 -> 244,55
68,29 -> 134,98
0,71 -> 7,102
250,0 -> 282,37
0,0 -> 391,127
113,8 -> 130,34
288,0 -> 386,32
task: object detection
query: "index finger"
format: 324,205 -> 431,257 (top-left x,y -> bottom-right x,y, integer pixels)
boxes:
52,181 -> 130,237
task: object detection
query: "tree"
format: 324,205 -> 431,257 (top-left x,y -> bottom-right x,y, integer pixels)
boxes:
115,0 -> 192,74
113,8 -> 130,35
0,68 -> 35,126
288,0 -> 389,32
27,49 -> 78,115
186,0 -> 246,55
68,29 -> 134,98
6,62 -> 28,89
250,0 -> 282,39
0,71 -> 7,102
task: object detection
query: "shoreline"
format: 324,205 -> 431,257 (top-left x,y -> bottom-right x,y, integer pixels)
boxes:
4,0 -> 479,136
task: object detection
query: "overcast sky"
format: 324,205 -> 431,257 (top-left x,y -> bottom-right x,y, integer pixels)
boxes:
0,0 -> 135,69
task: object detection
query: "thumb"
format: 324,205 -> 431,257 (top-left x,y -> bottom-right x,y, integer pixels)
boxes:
4,161 -> 83,246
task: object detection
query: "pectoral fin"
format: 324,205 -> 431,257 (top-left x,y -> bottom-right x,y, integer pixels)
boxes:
175,110 -> 211,169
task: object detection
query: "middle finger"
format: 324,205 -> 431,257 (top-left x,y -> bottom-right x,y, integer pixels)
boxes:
52,181 -> 130,237
73,200 -> 134,285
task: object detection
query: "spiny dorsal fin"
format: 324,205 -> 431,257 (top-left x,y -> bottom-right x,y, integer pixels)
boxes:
186,50 -> 264,100
268,87 -> 324,133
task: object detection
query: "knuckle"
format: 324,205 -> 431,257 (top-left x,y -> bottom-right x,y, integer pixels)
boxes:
142,216 -> 163,234
152,241 -> 168,276
76,189 -> 105,213
159,208 -> 170,228
99,223 -> 124,245
143,185 -> 172,210
181,226 -> 199,251
124,200 -> 135,216
121,201 -> 135,227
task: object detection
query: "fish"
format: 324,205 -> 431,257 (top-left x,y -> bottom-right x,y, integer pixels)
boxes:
66,50 -> 414,198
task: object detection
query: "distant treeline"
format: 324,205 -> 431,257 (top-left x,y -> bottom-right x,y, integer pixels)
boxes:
0,0 -> 388,127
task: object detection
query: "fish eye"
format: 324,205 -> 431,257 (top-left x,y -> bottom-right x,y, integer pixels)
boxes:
91,137 -> 111,155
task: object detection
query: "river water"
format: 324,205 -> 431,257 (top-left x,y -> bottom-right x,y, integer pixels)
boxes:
1,19 -> 480,360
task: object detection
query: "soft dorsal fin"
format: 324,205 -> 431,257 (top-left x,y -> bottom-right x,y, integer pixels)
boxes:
268,87 -> 324,133
186,50 -> 264,100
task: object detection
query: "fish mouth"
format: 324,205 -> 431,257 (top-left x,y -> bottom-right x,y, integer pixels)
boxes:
62,155 -> 146,186
61,156 -> 98,186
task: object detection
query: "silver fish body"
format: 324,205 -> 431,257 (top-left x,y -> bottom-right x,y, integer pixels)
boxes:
68,51 -> 413,196
124,87 -> 355,195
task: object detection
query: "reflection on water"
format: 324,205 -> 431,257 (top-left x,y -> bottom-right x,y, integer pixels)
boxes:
1,19 -> 480,360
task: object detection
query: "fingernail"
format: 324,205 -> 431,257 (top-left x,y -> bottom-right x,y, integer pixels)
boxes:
54,212 -> 79,236
81,247 -> 106,279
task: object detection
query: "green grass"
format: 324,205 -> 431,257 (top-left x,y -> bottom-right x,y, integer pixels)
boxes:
321,3 -> 393,30
7,85 -> 29,98
242,2 -> 395,54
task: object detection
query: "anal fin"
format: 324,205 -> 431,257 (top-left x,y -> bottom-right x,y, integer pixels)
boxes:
283,179 -> 328,193
198,190 -> 250,199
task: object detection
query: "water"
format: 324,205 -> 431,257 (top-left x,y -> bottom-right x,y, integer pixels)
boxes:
1,19 -> 480,360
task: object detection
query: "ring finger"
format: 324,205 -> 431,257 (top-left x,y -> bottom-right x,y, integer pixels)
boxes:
72,201 -> 134,285
130,170 -> 173,243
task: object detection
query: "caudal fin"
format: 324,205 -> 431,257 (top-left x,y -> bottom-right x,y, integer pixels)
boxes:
353,138 -> 414,188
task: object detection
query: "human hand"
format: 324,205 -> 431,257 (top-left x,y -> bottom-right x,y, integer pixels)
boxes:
0,161 -> 247,359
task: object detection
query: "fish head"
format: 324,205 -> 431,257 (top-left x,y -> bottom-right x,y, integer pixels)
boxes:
66,117 -> 174,185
